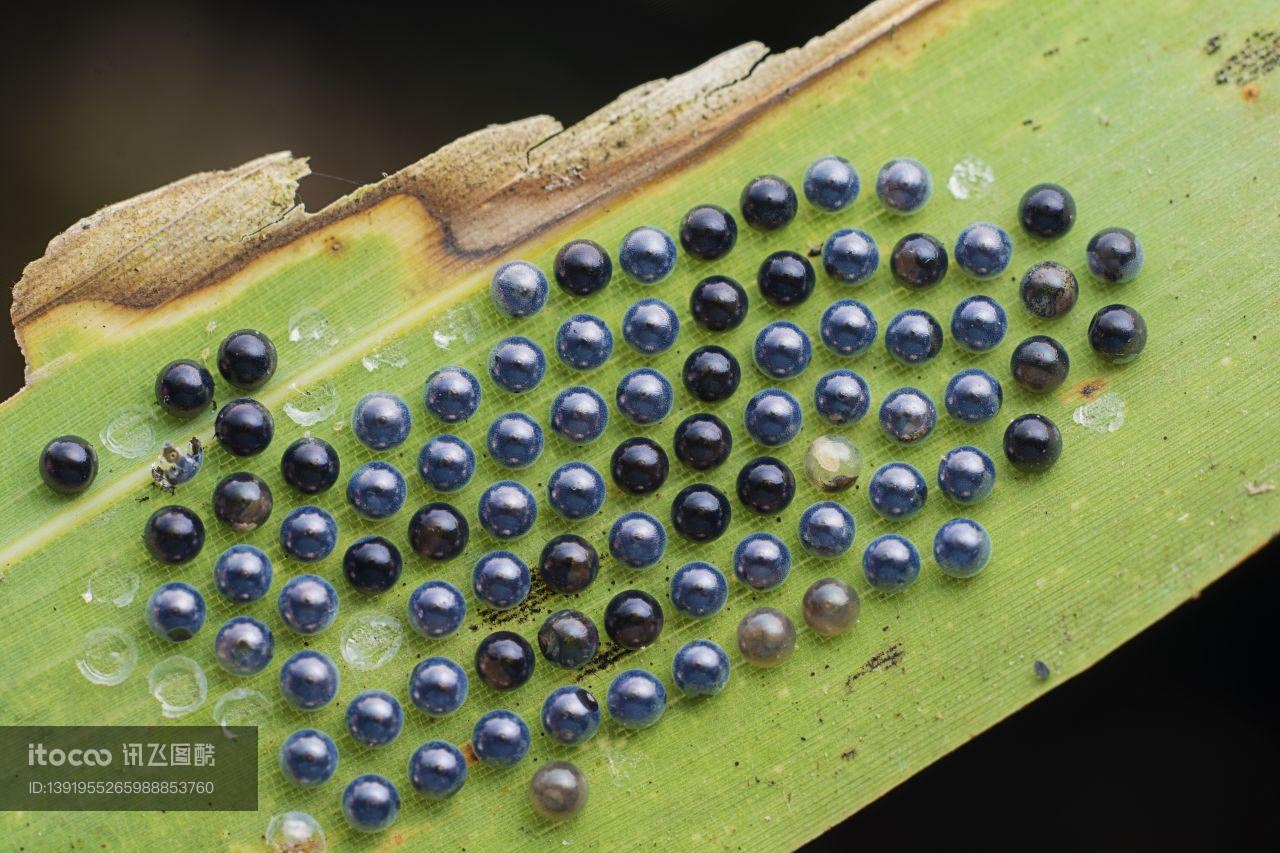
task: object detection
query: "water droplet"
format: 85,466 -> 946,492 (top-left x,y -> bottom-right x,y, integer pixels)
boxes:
283,380 -> 340,427
99,406 -> 158,459
361,340 -> 410,372
83,565 -> 140,607
340,610 -> 403,671
212,687 -> 271,736
288,307 -> 337,354
265,811 -> 327,853
77,627 -> 137,686
147,656 -> 208,718
947,156 -> 995,201
432,304 -> 481,350
1072,392 -> 1126,433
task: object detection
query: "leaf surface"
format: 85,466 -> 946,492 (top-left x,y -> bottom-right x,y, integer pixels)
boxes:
1,0 -> 1278,849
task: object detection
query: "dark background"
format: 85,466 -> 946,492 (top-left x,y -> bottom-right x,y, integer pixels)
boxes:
2,3 -> 1276,849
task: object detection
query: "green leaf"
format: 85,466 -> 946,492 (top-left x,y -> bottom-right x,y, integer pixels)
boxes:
2,0 -> 1277,848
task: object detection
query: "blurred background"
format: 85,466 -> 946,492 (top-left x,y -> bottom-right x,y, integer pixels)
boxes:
1,2 -> 1276,849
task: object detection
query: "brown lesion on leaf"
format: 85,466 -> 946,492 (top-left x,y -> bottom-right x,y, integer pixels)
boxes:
844,643 -> 905,690
1061,376 -> 1109,402
461,742 -> 479,767
11,0 -> 952,375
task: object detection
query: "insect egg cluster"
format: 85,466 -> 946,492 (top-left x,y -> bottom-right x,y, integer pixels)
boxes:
45,153 -> 1148,836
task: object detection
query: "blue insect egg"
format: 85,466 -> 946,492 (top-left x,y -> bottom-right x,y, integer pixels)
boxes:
406,580 -> 467,639
875,157 -> 932,213
555,239 -> 613,296
418,434 -> 475,492
890,232 -> 949,289
146,581 -> 205,641
672,639 -> 731,697
619,226 -> 678,283
537,610 -> 599,668
342,774 -> 400,833
278,574 -> 339,635
607,669 -> 667,729
541,685 -> 602,746
213,544 -> 273,603
1086,227 -> 1144,283
944,368 -> 1003,424
821,228 -> 879,284
490,260 -> 549,318
863,534 -> 922,592
549,386 -> 609,444
1088,304 -> 1147,363
474,631 -> 537,691
408,741 -> 467,800
487,412 -> 544,469
608,511 -> 666,569
933,518 -> 992,578
471,709 -> 531,767
757,250 -> 815,307
408,656 -> 469,716
279,728 -> 338,787
488,336 -> 546,393
741,175 -> 798,231
342,536 -> 401,595
279,505 -> 338,562
813,369 -> 871,426
954,222 -> 1013,278
477,480 -> 538,540
689,275 -> 749,331
424,366 -> 481,423
950,295 -> 1008,352
868,461 -> 928,520
279,650 -> 339,711
615,368 -> 674,425
214,615 -> 274,675
669,562 -> 729,618
556,314 -> 613,370
803,155 -> 860,211
797,501 -> 856,558
346,690 -> 403,748
732,532 -> 792,590
819,299 -> 877,356
351,392 -> 411,451
680,204 -> 738,261
884,308 -> 943,365
937,446 -> 997,505
743,389 -> 803,446
472,550 -> 532,609
346,460 -> 407,520
547,462 -> 606,520
879,387 -> 937,444
754,321 -> 812,379
280,437 -> 340,495
622,298 -> 680,354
